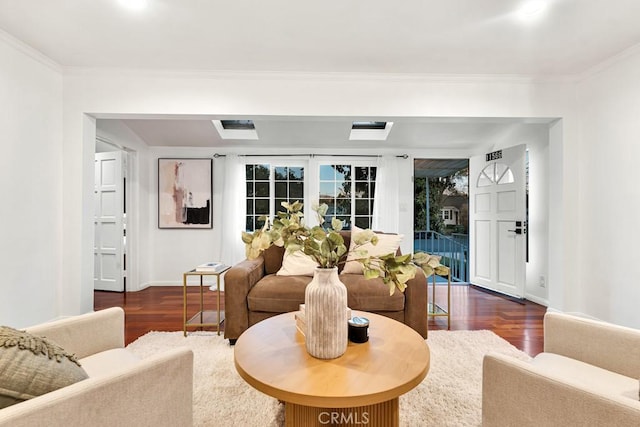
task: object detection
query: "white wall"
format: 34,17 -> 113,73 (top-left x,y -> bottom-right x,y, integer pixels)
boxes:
0,33 -> 63,327
576,47 -> 640,328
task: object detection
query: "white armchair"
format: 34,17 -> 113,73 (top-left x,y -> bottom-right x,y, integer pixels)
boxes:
0,307 -> 194,427
483,312 -> 640,426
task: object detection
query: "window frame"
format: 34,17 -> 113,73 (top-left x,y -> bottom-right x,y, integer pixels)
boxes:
317,160 -> 377,230
245,160 -> 308,231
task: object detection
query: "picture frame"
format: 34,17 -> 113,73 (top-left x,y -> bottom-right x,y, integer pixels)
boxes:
158,158 -> 213,229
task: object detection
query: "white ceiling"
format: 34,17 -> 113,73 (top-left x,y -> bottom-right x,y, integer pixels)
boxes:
2,0 -> 638,150
1,0 -> 640,75
117,116 -> 552,150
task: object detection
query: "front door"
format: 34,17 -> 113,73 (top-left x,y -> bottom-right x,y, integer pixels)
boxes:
469,144 -> 526,298
94,151 -> 126,292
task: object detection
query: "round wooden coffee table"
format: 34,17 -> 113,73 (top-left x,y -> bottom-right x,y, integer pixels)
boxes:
234,311 -> 430,427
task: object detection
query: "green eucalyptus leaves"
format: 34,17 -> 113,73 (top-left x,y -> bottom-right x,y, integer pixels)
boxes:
241,201 -> 450,295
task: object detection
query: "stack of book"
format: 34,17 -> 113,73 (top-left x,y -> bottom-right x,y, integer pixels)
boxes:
195,262 -> 227,272
295,304 -> 352,337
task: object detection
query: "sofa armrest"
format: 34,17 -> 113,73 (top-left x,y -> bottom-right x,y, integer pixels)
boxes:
403,268 -> 428,338
0,347 -> 194,427
483,353 -> 640,427
224,257 -> 265,340
544,312 -> 640,378
25,307 -> 124,359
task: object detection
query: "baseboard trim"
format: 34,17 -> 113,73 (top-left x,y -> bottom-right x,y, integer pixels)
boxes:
524,293 -> 549,307
469,284 -> 526,305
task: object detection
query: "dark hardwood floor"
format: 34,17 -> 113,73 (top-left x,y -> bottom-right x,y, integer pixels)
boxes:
95,284 -> 546,356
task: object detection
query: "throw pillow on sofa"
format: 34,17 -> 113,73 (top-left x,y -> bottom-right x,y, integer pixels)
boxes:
276,250 -> 319,276
341,226 -> 403,274
0,326 -> 88,409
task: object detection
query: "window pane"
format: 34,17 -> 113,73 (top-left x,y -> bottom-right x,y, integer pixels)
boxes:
274,167 -> 287,181
275,182 -> 287,197
255,199 -> 269,214
246,165 -> 254,180
254,164 -> 270,180
355,216 -> 370,229
246,199 -> 253,215
289,167 -> 303,180
319,165 -> 335,180
319,182 -> 336,197
335,165 -> 351,182
336,199 -> 351,214
246,216 -> 253,231
275,199 -> 287,213
369,167 -> 377,181
355,166 -> 369,181
289,182 -> 303,199
255,182 -> 269,197
355,182 -> 369,198
337,181 -> 351,198
246,182 -> 254,197
355,199 -> 369,215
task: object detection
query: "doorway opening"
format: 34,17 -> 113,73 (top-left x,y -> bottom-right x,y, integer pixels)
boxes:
414,159 -> 469,282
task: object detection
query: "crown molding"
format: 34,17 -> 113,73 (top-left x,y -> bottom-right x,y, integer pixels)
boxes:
576,41 -> 640,83
0,29 -> 62,73
62,65 -> 575,85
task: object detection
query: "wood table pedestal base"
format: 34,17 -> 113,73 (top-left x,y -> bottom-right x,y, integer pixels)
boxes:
284,398 -> 398,427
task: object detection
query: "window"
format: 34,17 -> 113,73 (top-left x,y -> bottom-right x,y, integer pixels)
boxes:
319,164 -> 376,230
245,164 -> 305,231
274,166 -> 304,214
246,164 -> 270,231
443,210 -> 450,220
477,163 -> 514,187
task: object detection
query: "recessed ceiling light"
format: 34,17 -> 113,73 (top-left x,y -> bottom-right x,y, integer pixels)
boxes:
118,0 -> 148,11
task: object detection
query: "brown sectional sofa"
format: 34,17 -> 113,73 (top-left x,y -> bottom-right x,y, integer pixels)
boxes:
224,231 -> 428,343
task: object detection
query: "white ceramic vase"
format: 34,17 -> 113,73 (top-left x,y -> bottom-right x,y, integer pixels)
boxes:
304,267 -> 348,359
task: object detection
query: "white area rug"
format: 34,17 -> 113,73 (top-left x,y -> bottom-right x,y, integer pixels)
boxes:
127,330 -> 530,426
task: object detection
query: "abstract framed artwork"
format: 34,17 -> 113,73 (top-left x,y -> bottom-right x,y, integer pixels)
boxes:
158,158 -> 212,229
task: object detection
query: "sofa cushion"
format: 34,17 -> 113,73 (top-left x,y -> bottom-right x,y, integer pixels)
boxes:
79,348 -> 141,377
342,226 -> 403,274
248,274 -> 311,313
276,250 -> 318,276
341,274 -> 405,312
532,352 -> 639,401
248,273 -> 405,314
263,245 -> 286,275
0,326 -> 89,409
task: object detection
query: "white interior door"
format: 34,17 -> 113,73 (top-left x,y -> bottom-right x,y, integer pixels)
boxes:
469,144 -> 526,298
94,151 -> 125,292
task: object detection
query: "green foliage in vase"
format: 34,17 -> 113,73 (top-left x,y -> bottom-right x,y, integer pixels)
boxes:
241,201 -> 450,295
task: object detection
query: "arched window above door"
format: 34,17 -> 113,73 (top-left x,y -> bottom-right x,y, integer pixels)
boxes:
477,163 -> 514,187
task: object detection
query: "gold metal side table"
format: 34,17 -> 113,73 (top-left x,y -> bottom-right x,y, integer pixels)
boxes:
183,266 -> 230,336
428,271 -> 451,331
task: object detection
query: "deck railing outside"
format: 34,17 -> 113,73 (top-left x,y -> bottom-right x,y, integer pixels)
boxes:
414,231 -> 469,282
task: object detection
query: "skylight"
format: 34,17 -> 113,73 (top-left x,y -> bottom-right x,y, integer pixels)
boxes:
211,120 -> 259,140
349,121 -> 394,141
351,121 -> 387,130
220,120 -> 255,130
